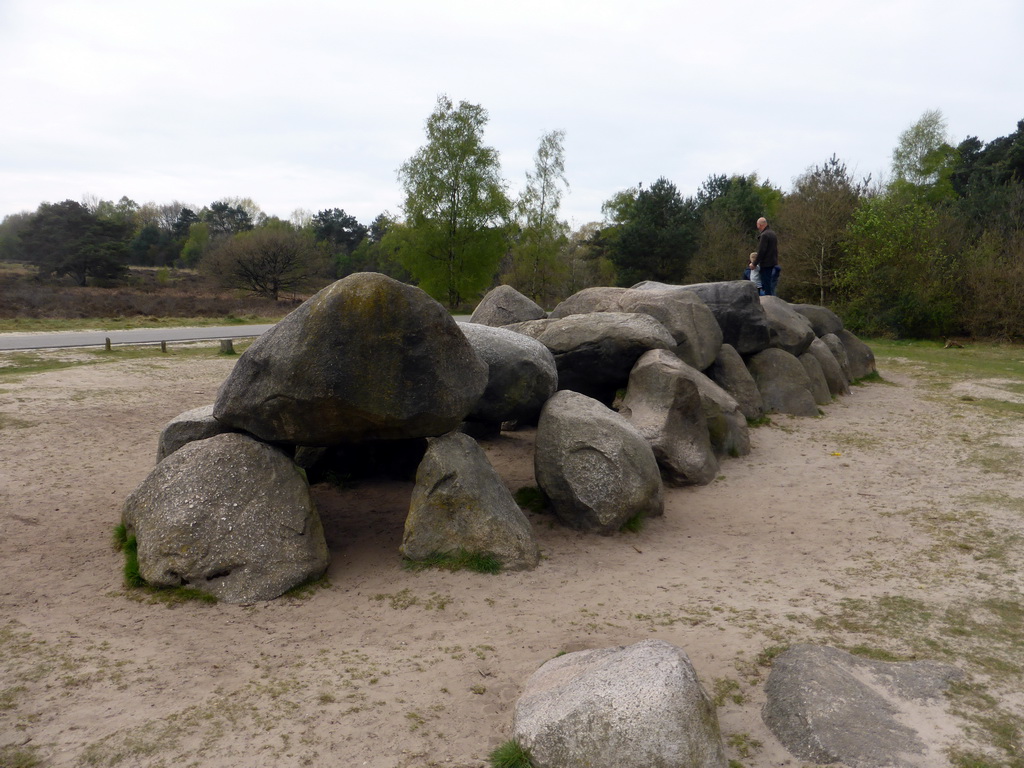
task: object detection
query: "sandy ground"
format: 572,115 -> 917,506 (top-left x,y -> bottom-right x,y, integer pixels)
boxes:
1,346 -> 1023,767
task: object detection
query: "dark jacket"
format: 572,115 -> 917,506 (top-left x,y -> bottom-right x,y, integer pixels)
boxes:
755,227 -> 778,270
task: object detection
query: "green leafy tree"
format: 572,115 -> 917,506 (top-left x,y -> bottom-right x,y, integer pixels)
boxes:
839,190 -> 955,337
687,173 -> 783,284
200,201 -> 255,238
891,109 -> 957,203
202,224 -> 331,300
394,95 -> 512,308
505,130 -> 570,305
20,200 -> 129,285
606,178 -> 699,286
775,156 -> 868,305
0,211 -> 33,261
179,222 -> 210,268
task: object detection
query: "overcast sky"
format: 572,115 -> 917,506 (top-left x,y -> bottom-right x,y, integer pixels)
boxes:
2,0 -> 1021,229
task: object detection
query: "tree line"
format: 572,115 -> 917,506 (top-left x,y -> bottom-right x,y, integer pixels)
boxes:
1,98 -> 1022,339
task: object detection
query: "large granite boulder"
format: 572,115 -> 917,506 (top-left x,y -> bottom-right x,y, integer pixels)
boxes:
837,328 -> 877,380
513,639 -> 727,768
705,343 -> 764,421
122,433 -> 329,603
635,280 -> 770,356
155,404 -> 231,463
653,351 -> 751,458
470,284 -> 547,326
550,286 -> 723,370
507,312 -> 675,404
798,352 -> 833,406
459,322 -> 558,426
619,350 -> 718,486
763,644 -> 963,768
746,348 -> 819,417
535,390 -> 663,533
760,296 -> 816,357
789,303 -> 844,337
213,273 -> 488,445
401,432 -> 539,571
805,337 -> 850,397
821,332 -> 853,382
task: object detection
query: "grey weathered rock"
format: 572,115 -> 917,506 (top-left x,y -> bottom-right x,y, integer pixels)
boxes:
619,350 -> 719,486
760,296 -> 816,357
213,273 -> 487,445
550,286 -> 723,370
657,352 -> 751,458
401,432 -> 539,570
705,344 -> 765,421
838,328 -> 877,380
507,312 -> 676,404
789,303 -> 844,337
806,337 -> 850,397
763,644 -> 963,768
535,390 -> 663,533
469,284 -> 547,326
122,433 -> 329,603
799,353 -> 832,406
821,332 -> 853,382
458,322 -> 558,426
746,348 -> 819,417
513,639 -> 727,768
155,404 -> 231,463
635,280 -> 770,356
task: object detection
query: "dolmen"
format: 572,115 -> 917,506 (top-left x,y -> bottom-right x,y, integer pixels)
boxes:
123,275 -> 877,603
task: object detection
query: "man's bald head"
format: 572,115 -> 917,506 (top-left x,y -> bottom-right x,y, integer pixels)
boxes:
756,217 -> 768,231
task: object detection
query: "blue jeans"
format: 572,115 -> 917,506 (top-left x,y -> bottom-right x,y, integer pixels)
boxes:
761,266 -> 781,296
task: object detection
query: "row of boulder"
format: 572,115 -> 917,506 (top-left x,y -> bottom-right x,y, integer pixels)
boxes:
121,272 -> 876,603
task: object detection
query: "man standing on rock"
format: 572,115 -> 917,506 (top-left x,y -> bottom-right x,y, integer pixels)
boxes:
754,217 -> 779,296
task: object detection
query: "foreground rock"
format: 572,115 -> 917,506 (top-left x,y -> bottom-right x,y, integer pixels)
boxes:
459,323 -> 558,427
401,432 -> 539,570
214,273 -> 488,445
805,336 -> 851,397
838,328 -> 877,380
155,404 -> 230,463
550,286 -> 723,370
508,312 -> 675,404
513,639 -> 727,768
122,433 -> 329,603
619,350 -> 718,486
469,284 -> 546,326
763,644 -> 963,768
535,390 -> 663,533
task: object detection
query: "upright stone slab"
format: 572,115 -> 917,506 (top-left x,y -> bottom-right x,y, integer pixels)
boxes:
746,348 -> 819,417
402,432 -> 539,570
705,343 -> 764,421
535,390 -> 663,533
470,284 -> 547,326
122,433 -> 329,604
213,273 -> 488,445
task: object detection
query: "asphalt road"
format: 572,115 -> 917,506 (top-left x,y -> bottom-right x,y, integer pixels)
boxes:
0,324 -> 277,351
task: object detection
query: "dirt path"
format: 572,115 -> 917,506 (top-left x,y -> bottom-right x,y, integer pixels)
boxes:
1,349 -> 1021,767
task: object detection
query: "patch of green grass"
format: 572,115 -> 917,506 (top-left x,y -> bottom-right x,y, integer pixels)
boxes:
851,370 -> 885,385
754,644 -> 789,668
712,677 -> 745,707
620,512 -> 645,533
489,740 -> 535,768
746,414 -> 771,427
726,732 -> 762,759
0,744 -> 43,768
114,524 -> 219,604
514,486 -> 548,514
403,549 -> 502,574
283,573 -> 330,600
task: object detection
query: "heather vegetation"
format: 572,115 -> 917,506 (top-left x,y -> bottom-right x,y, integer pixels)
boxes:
1,104 -> 1022,339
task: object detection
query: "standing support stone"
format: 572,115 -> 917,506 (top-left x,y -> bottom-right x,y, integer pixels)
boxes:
160,340 -> 167,353
104,337 -> 111,352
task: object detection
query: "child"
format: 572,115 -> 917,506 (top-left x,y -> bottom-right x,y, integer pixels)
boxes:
743,252 -> 762,294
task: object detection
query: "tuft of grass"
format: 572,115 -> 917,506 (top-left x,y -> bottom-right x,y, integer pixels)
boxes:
754,644 -> 789,668
403,550 -> 502,574
514,486 -> 548,514
283,573 -> 330,600
746,414 -> 771,427
712,677 -> 746,707
0,745 -> 43,768
620,512 -> 645,534
489,740 -> 535,768
114,524 -> 220,603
